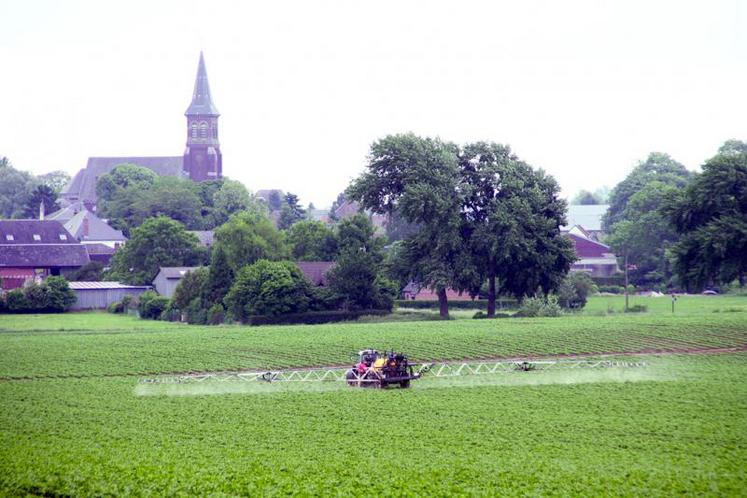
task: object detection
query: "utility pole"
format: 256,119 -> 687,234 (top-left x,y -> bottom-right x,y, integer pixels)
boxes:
624,247 -> 629,313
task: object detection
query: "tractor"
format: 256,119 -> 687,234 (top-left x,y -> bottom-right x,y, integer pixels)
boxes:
345,349 -> 422,388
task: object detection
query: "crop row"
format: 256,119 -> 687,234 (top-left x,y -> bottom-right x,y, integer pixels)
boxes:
0,312 -> 745,379
0,354 -> 745,496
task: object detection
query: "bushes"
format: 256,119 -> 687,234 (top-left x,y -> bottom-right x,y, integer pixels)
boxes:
625,304 -> 648,313
396,299 -> 518,310
245,310 -> 389,326
138,291 -> 170,320
557,272 -> 596,309
0,277 -> 77,313
107,301 -> 124,314
514,296 -> 563,317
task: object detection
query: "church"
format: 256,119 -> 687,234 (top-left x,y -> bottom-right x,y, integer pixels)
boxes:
60,53 -> 223,211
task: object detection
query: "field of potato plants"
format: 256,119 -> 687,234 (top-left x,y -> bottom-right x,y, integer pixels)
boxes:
0,295 -> 745,496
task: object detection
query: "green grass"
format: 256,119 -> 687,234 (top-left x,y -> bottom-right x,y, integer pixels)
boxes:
0,297 -> 746,496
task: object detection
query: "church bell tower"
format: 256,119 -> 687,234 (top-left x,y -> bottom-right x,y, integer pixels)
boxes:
183,52 -> 222,182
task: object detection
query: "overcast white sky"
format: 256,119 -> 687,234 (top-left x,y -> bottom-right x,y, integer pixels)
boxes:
1,0 -> 744,208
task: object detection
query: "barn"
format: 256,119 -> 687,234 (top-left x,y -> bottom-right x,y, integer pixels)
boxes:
68,281 -> 152,310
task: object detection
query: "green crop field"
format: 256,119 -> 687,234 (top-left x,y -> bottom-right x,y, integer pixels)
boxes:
1,295 -> 746,496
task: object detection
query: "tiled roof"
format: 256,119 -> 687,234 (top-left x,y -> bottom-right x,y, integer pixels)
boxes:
296,261 -> 335,286
60,156 -> 185,205
0,220 -> 77,244
0,244 -> 90,267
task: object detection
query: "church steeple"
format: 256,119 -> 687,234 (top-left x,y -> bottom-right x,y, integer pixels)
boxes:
185,52 -> 219,116
183,52 -> 222,182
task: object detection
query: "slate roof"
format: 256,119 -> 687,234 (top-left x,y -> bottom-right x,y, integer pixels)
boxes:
562,204 -> 609,232
0,244 -> 90,268
0,220 -> 77,244
64,210 -> 127,242
185,52 -> 219,116
46,201 -> 87,222
296,261 -> 335,286
155,267 -> 202,279
84,243 -> 116,255
61,156 -> 185,206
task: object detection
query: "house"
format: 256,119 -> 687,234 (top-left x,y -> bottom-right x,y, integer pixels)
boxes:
296,261 -> 335,287
68,281 -> 152,310
565,232 -> 619,277
59,53 -> 223,212
46,203 -> 127,248
401,282 -> 474,301
152,267 -> 202,298
0,220 -> 90,290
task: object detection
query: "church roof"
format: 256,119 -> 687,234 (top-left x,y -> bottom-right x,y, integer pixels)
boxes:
185,52 -> 219,116
61,156 -> 184,205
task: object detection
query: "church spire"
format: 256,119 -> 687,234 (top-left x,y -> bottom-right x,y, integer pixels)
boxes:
185,52 -> 219,116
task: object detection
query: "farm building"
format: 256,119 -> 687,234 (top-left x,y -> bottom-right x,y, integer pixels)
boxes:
565,232 -> 619,277
152,267 -> 202,298
68,281 -> 151,310
0,220 -> 90,290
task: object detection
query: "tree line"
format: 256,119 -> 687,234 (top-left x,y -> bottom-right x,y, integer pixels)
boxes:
601,140 -> 747,292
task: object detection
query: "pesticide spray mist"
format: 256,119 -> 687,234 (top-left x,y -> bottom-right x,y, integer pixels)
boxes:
134,365 -> 670,397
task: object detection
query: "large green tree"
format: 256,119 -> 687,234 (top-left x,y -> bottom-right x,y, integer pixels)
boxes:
224,260 -> 311,321
602,152 -> 691,231
278,192 -> 306,229
211,179 -> 256,226
347,134 -> 470,318
213,208 -> 288,272
602,152 -> 692,287
605,181 -> 680,286
459,142 -> 574,315
326,214 -> 396,311
0,157 -> 35,218
107,216 -> 202,285
663,146 -> 747,290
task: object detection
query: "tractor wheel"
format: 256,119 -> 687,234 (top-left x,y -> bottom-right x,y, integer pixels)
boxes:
400,379 -> 411,389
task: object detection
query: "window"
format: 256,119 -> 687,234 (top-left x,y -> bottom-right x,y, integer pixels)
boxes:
191,122 -> 198,138
33,234 -> 41,241
59,234 -> 67,241
5,234 -> 14,241
200,121 -> 208,138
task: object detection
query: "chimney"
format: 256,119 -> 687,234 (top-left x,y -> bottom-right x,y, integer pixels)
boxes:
39,201 -> 45,220
82,216 -> 90,238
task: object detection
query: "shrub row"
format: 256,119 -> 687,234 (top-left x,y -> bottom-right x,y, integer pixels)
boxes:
244,309 -> 391,326
395,299 -> 518,310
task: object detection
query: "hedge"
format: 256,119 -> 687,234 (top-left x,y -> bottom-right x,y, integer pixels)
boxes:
395,299 -> 518,310
245,309 -> 390,326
